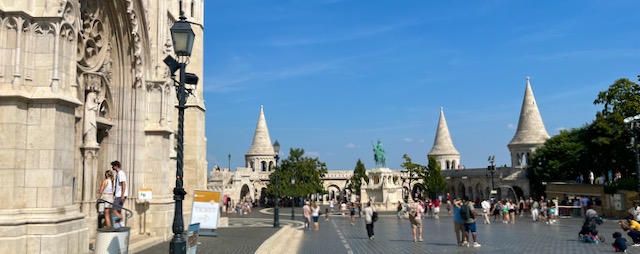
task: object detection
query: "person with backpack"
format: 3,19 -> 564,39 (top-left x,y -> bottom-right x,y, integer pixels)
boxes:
409,198 -> 424,242
460,196 -> 481,247
364,202 -> 376,239
452,198 -> 466,246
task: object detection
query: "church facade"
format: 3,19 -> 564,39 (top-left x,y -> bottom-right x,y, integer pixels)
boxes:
0,0 -> 207,252
209,78 -> 550,210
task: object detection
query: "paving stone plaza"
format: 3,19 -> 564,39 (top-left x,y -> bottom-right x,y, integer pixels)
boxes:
140,207 -> 640,254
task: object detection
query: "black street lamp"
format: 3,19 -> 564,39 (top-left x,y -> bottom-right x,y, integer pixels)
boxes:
273,140 -> 281,228
164,5 -> 197,254
228,153 -> 231,171
291,178 -> 295,220
487,155 -> 496,192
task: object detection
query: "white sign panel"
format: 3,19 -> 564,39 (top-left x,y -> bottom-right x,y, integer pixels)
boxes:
190,190 -> 221,230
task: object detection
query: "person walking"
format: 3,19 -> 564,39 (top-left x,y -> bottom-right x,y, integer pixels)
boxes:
452,198 -> 466,246
364,202 -> 375,239
303,201 -> 311,229
312,202 -> 320,231
409,199 -> 424,242
97,170 -> 115,228
111,161 -> 127,227
340,201 -> 347,220
480,198 -> 491,224
349,202 -> 356,225
433,198 -> 441,219
461,197 -> 481,247
531,198 -> 540,222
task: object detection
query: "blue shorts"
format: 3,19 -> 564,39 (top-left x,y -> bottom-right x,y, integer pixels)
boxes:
464,222 -> 477,233
313,216 -> 319,222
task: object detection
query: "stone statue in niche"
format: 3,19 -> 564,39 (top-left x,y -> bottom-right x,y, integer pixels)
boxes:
83,90 -> 100,147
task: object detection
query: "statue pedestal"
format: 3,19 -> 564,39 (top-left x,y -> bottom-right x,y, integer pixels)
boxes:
361,168 -> 402,211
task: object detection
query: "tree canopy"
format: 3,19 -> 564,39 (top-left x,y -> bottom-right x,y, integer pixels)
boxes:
348,159 -> 369,196
424,156 -> 446,198
400,154 -> 446,198
266,148 -> 328,198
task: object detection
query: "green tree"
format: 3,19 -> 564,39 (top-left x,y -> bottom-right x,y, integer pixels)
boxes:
348,159 -> 369,196
401,154 -> 427,198
424,156 -> 446,198
589,78 -> 640,179
527,128 -> 589,196
267,148 -> 328,200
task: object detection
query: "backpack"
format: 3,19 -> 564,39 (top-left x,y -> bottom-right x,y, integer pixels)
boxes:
409,208 -> 418,219
460,203 -> 470,221
372,211 -> 378,222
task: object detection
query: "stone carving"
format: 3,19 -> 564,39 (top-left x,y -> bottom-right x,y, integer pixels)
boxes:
45,0 -> 67,15
126,0 -> 143,88
98,42 -> 113,82
77,0 -> 107,71
83,73 -> 102,147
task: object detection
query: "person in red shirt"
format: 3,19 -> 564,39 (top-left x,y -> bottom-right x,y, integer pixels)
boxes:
433,198 -> 441,219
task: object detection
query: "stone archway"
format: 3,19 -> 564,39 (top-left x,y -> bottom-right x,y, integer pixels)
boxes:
458,183 -> 466,199
240,184 -> 251,202
512,186 -> 525,200
412,183 -> 424,200
327,185 -> 341,201
259,187 -> 267,206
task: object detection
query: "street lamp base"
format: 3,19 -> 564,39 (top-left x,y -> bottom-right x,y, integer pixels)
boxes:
169,233 -> 186,254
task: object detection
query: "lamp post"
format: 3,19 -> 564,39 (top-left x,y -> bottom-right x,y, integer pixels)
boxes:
164,5 -> 197,253
291,178 -> 295,220
273,140 -> 281,228
487,155 -> 496,192
228,153 -> 231,171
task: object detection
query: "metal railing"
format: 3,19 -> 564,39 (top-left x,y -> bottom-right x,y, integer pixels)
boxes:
98,198 -> 133,219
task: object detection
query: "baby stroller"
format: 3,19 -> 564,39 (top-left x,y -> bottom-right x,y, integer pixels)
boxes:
579,216 -> 605,243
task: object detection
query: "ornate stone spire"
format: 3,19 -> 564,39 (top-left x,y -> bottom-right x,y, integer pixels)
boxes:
246,105 -> 276,155
429,107 -> 460,156
508,77 -> 550,146
428,108 -> 460,170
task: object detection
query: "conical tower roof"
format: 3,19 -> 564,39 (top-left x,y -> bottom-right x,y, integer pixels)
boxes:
509,77 -> 550,146
246,105 -> 276,155
428,107 -> 460,156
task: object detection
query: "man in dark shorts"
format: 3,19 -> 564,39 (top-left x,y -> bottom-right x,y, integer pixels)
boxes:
112,161 -> 128,227
462,196 -> 481,247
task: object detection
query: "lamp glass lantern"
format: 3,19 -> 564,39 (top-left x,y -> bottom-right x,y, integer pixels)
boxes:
170,17 -> 195,57
273,140 -> 280,155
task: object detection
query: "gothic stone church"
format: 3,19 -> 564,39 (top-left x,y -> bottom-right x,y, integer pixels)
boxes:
0,1 -> 207,252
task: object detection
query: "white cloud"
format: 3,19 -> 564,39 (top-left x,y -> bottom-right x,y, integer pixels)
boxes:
418,139 -> 426,143
556,127 -> 567,132
403,138 -> 413,142
345,143 -> 357,149
507,123 -> 516,130
306,151 -> 321,158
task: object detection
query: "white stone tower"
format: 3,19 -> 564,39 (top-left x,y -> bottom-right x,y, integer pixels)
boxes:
428,107 -> 461,170
245,105 -> 277,171
508,77 -> 550,169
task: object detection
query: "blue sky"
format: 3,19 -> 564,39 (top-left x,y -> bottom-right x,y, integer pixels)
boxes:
202,0 -> 640,171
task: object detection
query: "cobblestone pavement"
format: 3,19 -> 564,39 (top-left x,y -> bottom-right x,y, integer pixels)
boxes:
298,214 -> 640,254
136,207 -> 640,254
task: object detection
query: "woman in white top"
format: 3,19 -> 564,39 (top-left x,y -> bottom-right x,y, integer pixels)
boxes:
312,202 -> 321,231
98,170 -> 115,227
